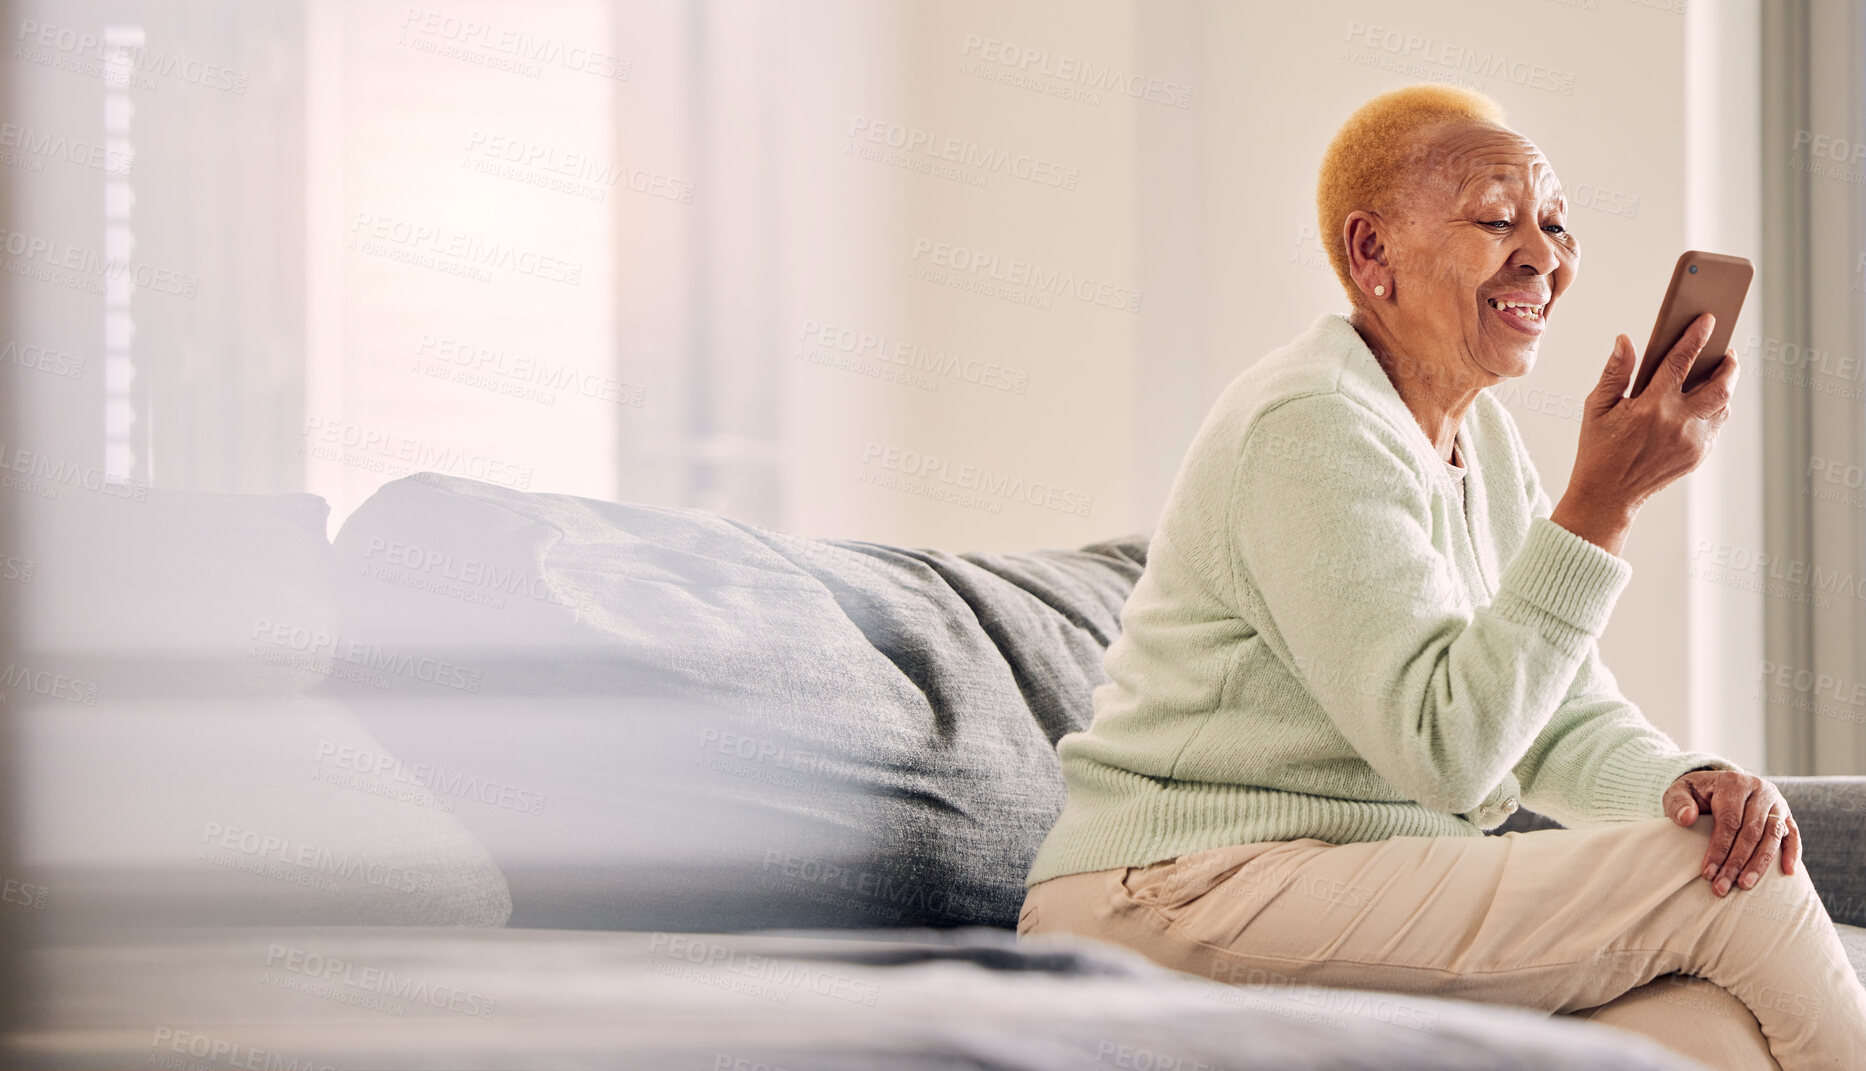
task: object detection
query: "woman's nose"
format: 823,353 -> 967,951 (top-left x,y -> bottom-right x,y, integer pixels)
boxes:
1512,231 -> 1564,276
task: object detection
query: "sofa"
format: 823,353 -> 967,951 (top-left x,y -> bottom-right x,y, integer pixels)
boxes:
8,471 -> 1864,1070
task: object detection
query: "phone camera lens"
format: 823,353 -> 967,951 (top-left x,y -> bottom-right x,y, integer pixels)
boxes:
1689,264 -> 1699,274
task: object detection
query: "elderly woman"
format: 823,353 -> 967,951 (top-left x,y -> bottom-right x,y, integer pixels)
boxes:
1017,85 -> 1866,1071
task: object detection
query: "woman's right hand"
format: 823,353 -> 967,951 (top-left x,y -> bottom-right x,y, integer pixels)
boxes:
1549,313 -> 1738,556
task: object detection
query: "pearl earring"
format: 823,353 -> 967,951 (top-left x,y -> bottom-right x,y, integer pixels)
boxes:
1373,284 -> 1386,297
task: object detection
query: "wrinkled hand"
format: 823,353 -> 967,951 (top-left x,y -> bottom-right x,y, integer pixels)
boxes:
1549,314 -> 1738,557
1661,769 -> 1800,897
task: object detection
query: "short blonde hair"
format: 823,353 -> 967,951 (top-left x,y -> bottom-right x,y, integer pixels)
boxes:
1317,84 -> 1508,296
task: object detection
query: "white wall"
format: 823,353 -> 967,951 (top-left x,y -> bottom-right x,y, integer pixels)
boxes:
778,0 -> 1139,552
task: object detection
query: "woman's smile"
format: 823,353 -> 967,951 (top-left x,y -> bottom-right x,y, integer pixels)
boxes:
1483,289 -> 1551,336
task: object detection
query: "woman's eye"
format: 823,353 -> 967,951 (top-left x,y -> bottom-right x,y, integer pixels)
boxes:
1480,220 -> 1511,230
1543,223 -> 1568,236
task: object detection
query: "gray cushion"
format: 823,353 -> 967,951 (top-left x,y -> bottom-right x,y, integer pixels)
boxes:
1775,776 -> 1866,928
327,472 -> 1143,931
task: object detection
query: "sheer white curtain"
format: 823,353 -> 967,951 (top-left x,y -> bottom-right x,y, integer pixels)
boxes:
1760,0 -> 1866,775
300,0 -> 922,537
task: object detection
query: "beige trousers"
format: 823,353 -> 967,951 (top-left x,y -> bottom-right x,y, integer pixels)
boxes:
1018,815 -> 1866,1071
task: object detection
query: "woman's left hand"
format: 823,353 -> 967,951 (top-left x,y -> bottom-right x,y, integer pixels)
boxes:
1661,770 -> 1800,897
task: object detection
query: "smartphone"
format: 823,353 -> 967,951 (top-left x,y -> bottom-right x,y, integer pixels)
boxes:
1628,251 -> 1754,398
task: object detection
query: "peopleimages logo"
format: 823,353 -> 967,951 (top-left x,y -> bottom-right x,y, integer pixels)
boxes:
349,213 -> 583,286
201,823 -> 433,896
0,661 -> 99,705
2,877 -> 47,910
958,33 -> 1192,108
797,320 -> 1031,394
361,535 -> 586,609
1689,539 -> 1866,602
760,850 -> 991,925
302,417 -> 533,490
148,1028 -> 335,1071
0,441 -> 146,501
0,225 -> 199,298
250,617 -> 484,693
464,130 -> 692,204
0,121 -> 133,174
1342,21 -> 1577,96
1757,661 -> 1866,709
846,116 -> 1080,190
646,933 -> 882,1007
908,238 -> 1141,313
265,944 -> 498,1020
315,739 -> 548,816
415,334 -> 647,407
15,18 -> 251,94
861,441 -> 1093,518
399,6 -> 630,81
0,338 -> 85,379
1795,128 -> 1866,165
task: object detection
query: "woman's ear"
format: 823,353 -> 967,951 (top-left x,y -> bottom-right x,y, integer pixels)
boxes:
1344,211 -> 1390,301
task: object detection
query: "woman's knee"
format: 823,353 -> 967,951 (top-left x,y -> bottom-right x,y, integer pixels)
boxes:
1669,813 -> 1827,920
1627,814 -> 1820,906
1634,815 -> 1841,986
1562,816 -> 1829,978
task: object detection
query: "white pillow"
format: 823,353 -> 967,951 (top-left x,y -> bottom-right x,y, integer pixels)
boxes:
19,692 -> 512,928
14,488 -> 512,927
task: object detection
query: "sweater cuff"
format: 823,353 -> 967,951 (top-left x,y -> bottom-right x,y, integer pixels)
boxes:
1591,747 -> 1744,823
1492,516 -> 1633,641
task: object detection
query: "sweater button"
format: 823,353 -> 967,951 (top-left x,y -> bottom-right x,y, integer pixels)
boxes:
1503,797 -> 1520,813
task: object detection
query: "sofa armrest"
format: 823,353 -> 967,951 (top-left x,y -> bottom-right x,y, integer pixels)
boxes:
1774,776 -> 1866,928
1489,775 -> 1866,928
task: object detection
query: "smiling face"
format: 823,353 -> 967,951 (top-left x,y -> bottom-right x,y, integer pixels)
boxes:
1353,120 -> 1578,387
